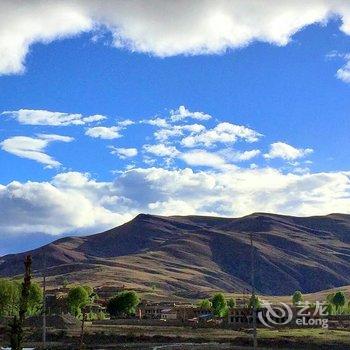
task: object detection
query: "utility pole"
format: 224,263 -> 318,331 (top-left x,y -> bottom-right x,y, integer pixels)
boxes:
250,232 -> 258,350
42,250 -> 47,349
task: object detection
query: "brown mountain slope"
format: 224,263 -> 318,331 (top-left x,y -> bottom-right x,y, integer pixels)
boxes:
1,213 -> 350,298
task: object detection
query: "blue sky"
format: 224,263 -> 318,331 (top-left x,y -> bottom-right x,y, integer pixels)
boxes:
1,1 -> 350,255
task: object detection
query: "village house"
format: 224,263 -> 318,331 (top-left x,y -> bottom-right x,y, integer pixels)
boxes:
137,301 -> 176,319
137,301 -> 212,323
174,305 -> 212,322
160,308 -> 178,320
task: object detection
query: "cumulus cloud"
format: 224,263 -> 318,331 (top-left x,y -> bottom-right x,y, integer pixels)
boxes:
142,118 -> 170,128
1,167 -> 350,236
0,134 -> 73,167
142,107 -> 208,142
143,144 -> 180,157
2,109 -> 106,126
109,146 -> 138,159
153,128 -> 180,142
181,122 -> 261,148
264,142 -> 313,160
0,172 -> 132,235
152,125 -> 205,143
117,119 -> 135,127
0,1 -> 92,75
85,126 -> 122,139
180,150 -> 231,169
3,1 -> 350,75
170,105 -> 212,122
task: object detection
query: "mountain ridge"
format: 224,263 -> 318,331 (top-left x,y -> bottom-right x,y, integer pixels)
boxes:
1,212 -> 350,298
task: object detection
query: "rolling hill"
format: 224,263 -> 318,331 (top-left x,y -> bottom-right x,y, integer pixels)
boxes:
1,212 -> 350,298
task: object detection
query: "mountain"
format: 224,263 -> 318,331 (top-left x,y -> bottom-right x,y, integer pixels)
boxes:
1,213 -> 350,298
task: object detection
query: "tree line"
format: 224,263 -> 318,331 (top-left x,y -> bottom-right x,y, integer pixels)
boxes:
293,290 -> 350,314
2,277 -> 350,321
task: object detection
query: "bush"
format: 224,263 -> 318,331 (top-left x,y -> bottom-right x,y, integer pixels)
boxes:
107,291 -> 140,318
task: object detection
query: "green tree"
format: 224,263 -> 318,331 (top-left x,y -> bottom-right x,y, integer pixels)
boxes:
211,293 -> 227,317
82,284 -> 98,303
332,291 -> 347,314
292,291 -> 304,305
107,291 -> 140,318
198,299 -> 212,309
27,282 -> 43,316
0,279 -> 20,317
67,286 -> 89,317
248,295 -> 262,309
227,297 -> 236,309
325,293 -> 336,315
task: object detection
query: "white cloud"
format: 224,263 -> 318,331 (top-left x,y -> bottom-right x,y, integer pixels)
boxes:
115,167 -> 350,217
142,118 -> 170,128
151,122 -> 206,142
219,149 -> 261,162
0,1 -> 92,75
2,167 -> 350,236
3,1 -> 350,75
117,119 -> 135,127
326,51 -> 350,84
109,146 -> 138,159
143,144 -> 180,157
154,128 -> 182,142
0,134 -> 73,167
180,150 -> 231,169
181,124 -> 206,133
337,61 -> 350,83
181,122 -> 261,148
85,126 -> 122,139
0,172 -> 132,235
264,142 -> 313,160
2,109 -> 106,126
170,106 -> 212,122
81,114 -> 106,123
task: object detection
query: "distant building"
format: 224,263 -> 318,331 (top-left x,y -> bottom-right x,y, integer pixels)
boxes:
174,305 -> 212,322
137,301 -> 212,322
137,301 -> 176,319
160,308 -> 178,320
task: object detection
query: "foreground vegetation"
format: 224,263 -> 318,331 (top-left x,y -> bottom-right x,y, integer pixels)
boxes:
1,273 -> 350,349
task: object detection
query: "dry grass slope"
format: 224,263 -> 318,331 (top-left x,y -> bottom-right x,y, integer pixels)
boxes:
1,212 -> 350,298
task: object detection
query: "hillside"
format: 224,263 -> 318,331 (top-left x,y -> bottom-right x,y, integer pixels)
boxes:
1,213 -> 350,298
